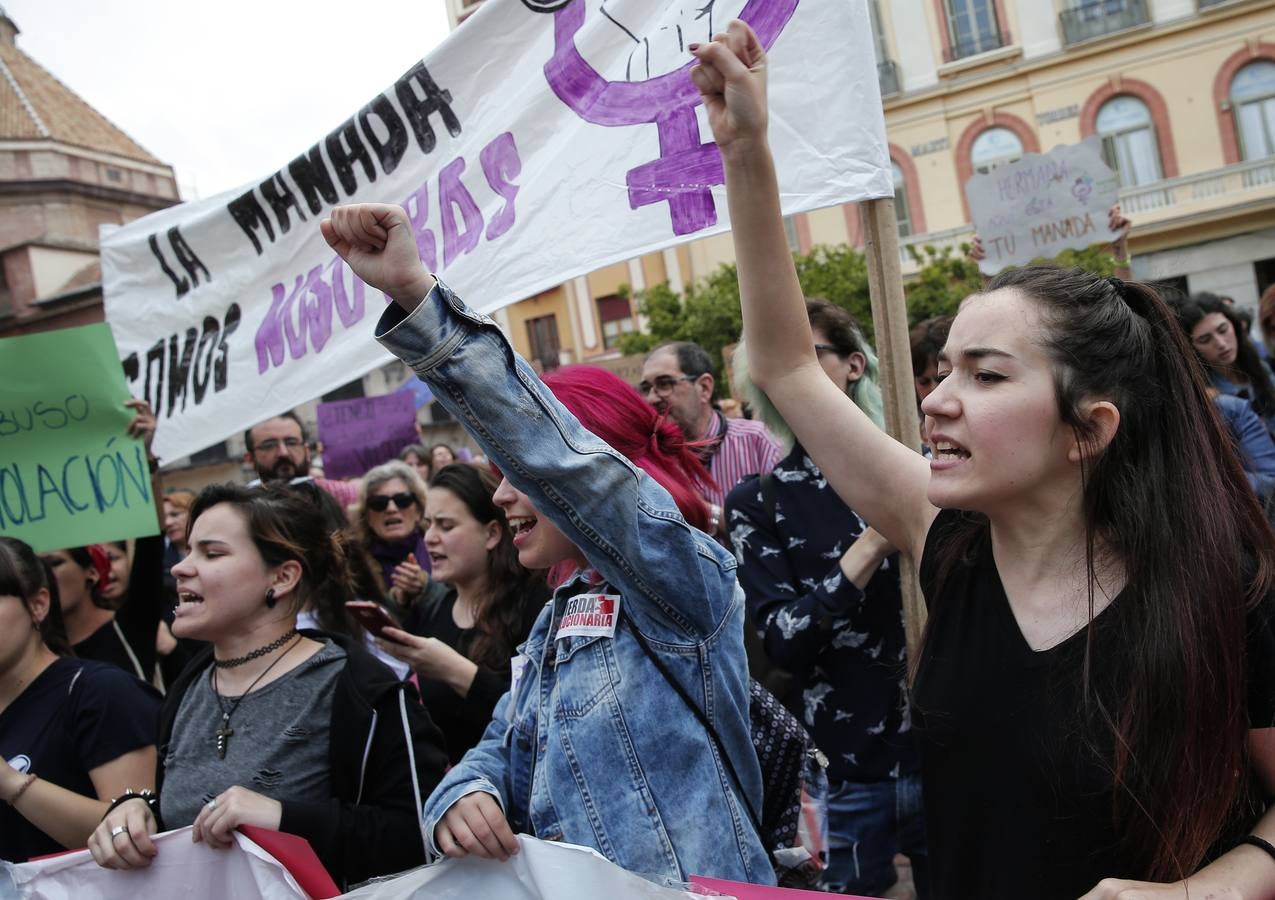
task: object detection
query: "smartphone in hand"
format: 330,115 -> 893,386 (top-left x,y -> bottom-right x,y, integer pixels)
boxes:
345,601 -> 403,640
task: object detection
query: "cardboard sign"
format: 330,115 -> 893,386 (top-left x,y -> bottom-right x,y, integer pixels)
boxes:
965,136 -> 1121,275
316,391 -> 419,480
0,324 -> 159,552
100,0 -> 892,462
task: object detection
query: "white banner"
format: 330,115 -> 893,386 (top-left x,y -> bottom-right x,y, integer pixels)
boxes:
102,0 -> 891,462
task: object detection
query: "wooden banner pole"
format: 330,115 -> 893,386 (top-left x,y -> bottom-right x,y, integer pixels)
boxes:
859,197 -> 928,660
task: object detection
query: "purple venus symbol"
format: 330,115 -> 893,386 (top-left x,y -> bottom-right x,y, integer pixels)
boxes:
539,0 -> 799,236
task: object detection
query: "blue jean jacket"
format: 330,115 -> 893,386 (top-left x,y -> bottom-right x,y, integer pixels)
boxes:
375,280 -> 772,886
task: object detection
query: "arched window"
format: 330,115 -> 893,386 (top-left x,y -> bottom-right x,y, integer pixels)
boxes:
1095,96 -> 1162,187
1231,60 -> 1275,161
970,127 -> 1023,174
892,162 -> 913,237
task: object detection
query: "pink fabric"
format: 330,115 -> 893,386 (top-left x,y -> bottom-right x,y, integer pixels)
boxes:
314,477 -> 360,509
704,415 -> 783,509
691,875 -> 882,899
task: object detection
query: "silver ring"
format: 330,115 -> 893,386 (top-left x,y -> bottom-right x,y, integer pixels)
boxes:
206,798 -> 217,810
110,826 -> 127,838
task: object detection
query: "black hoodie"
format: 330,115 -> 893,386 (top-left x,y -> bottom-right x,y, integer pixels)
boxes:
156,630 -> 448,888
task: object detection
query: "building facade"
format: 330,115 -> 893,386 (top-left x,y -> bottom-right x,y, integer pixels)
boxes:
0,10 -> 179,339
446,0 -> 1275,368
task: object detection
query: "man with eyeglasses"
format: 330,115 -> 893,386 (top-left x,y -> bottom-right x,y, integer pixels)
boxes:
244,411 -> 359,509
639,342 -> 781,537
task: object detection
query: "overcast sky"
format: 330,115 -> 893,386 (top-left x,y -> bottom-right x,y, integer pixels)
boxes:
5,0 -> 452,200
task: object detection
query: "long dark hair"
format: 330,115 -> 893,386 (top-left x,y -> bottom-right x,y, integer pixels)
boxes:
1174,293 -> 1275,420
284,481 -> 372,638
187,483 -> 355,614
428,464 -> 545,667
0,537 -> 72,656
935,266 -> 1274,880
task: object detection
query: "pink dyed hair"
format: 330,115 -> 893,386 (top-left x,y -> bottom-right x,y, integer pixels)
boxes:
541,365 -> 714,533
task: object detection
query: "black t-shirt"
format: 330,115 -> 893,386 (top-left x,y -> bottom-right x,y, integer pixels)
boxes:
403,584 -> 546,765
914,508 -> 1275,900
0,658 -> 162,862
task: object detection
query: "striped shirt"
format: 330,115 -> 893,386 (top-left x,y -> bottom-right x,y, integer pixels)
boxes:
701,412 -> 783,510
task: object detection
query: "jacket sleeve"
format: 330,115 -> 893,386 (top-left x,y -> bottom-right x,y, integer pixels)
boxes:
726,481 -> 866,674
420,688 -> 520,859
1230,398 -> 1275,497
375,280 -> 736,644
278,684 -> 448,886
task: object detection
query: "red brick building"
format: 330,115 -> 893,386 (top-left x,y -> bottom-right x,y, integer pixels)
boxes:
0,9 -> 178,338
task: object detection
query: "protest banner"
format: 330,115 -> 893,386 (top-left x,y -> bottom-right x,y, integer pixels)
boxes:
965,136 -> 1121,275
100,0 -> 893,462
316,391 -> 419,479
0,324 -> 159,553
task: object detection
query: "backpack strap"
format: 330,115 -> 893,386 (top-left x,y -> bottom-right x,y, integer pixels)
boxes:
618,610 -> 765,840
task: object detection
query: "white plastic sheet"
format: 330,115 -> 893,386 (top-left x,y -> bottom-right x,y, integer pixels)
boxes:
336,836 -> 734,900
0,828 -> 309,900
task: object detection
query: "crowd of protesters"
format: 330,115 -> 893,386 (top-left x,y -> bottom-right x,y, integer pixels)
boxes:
4,19 -> 1275,900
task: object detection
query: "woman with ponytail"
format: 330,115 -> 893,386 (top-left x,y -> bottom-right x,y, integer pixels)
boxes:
320,207 -> 771,884
89,483 -> 448,889
696,20 -> 1275,899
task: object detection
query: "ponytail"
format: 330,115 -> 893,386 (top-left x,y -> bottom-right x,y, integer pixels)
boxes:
541,366 -> 714,532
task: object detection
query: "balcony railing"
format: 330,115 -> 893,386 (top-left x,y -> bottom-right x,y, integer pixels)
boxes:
942,28 -> 1009,63
878,59 -> 901,98
1119,156 -> 1275,215
1059,0 -> 1150,46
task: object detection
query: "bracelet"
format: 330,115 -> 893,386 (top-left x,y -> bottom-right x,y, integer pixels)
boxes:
103,789 -> 162,827
6,773 -> 36,805
1234,834 -> 1275,867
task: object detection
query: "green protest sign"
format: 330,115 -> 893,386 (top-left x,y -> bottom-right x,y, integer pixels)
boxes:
0,323 -> 158,552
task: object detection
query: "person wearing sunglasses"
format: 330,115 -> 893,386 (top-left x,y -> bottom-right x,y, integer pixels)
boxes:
353,461 -> 432,616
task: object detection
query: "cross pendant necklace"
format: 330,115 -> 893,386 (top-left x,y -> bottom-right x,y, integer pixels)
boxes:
215,714 -> 234,759
209,633 -> 301,760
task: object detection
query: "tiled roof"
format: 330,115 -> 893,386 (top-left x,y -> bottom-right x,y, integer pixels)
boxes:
0,24 -> 162,164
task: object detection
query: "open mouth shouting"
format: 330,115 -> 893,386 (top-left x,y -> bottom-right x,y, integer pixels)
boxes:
507,515 -> 539,548
174,590 -> 205,616
930,436 -> 971,470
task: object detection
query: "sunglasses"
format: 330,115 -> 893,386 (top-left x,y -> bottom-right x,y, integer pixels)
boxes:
367,492 -> 417,512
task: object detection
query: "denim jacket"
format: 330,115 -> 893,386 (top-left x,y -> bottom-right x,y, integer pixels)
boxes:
375,280 -> 773,886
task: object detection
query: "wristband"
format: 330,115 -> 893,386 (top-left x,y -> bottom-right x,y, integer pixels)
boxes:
104,789 -> 163,829
6,773 -> 36,805
1234,834 -> 1275,867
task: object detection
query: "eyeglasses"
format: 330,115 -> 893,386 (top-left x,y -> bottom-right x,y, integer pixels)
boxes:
254,437 -> 305,453
367,492 -> 417,512
638,374 -> 696,396
814,343 -> 840,355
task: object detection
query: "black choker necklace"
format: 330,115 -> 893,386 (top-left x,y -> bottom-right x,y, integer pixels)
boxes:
213,629 -> 299,669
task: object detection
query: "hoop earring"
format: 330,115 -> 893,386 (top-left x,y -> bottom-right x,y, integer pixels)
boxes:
265,588 -> 277,609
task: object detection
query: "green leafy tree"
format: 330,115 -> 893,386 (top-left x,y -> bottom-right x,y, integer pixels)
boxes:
903,243 -> 984,326
619,246 -> 876,392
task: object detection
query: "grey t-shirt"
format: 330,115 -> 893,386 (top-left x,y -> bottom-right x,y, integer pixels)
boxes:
161,640 -> 346,828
